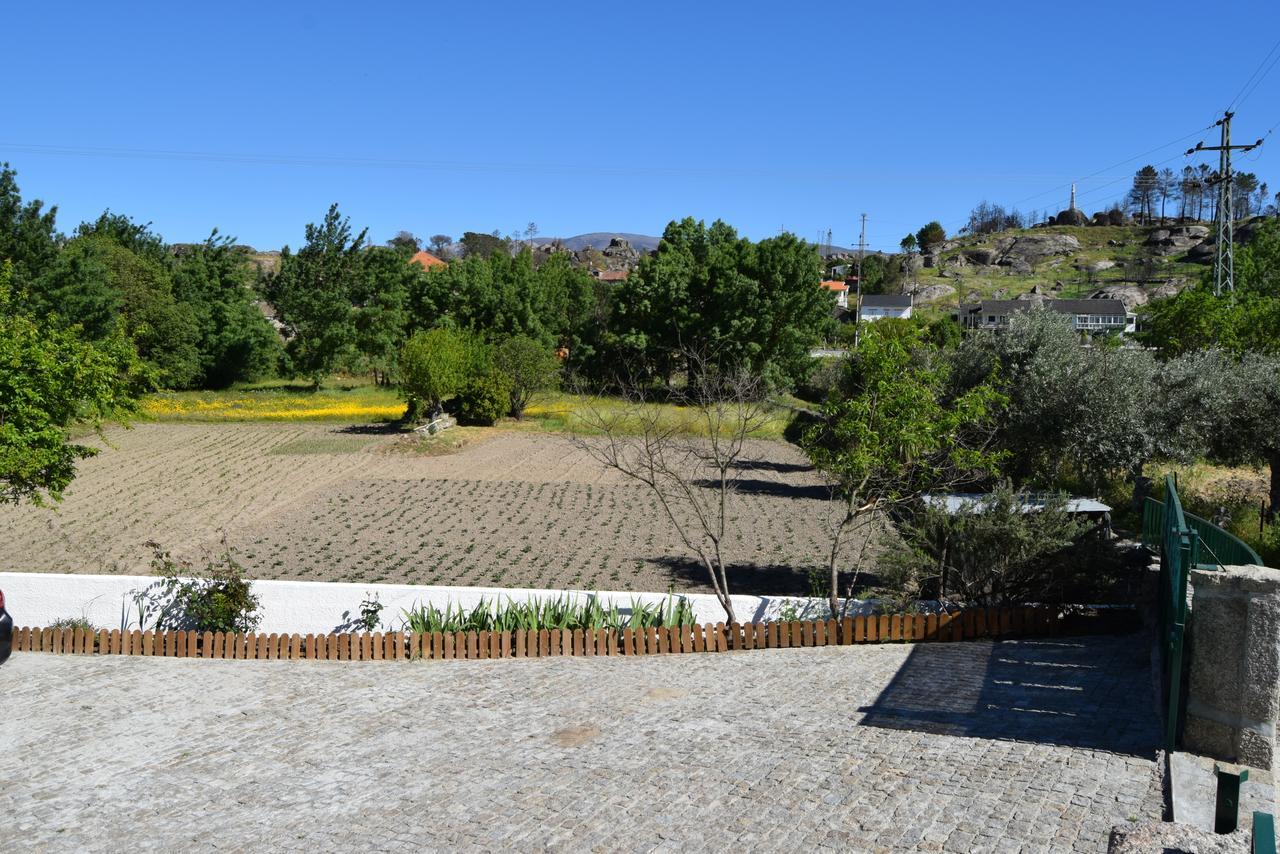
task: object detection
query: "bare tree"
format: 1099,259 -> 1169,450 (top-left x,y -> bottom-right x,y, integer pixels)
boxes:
571,357 -> 775,623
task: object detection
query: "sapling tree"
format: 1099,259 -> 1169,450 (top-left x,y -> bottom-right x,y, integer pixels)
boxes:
801,322 -> 1005,618
571,353 -> 775,623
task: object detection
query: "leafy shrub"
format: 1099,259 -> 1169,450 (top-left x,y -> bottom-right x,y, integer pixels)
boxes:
147,541 -> 262,634
401,593 -> 694,634
399,327 -> 486,418
798,356 -> 846,403
49,616 -> 95,631
455,369 -> 513,425
494,334 -> 561,418
889,482 -> 1091,606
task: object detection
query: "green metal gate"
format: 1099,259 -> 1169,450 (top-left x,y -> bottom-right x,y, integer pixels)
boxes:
1143,475 -> 1202,751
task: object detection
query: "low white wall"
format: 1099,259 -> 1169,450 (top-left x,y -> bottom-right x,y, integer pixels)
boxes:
0,572 -> 855,635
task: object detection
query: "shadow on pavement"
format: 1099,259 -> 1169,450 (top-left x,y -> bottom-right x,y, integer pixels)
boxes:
857,635 -> 1159,758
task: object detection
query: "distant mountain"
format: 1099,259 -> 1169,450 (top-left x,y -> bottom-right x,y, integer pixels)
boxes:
538,232 -> 661,252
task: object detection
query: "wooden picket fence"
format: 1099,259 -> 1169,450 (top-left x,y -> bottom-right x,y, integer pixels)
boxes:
11,605 -> 1134,663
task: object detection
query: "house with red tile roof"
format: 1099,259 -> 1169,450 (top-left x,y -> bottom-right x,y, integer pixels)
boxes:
409,250 -> 447,270
820,279 -> 849,310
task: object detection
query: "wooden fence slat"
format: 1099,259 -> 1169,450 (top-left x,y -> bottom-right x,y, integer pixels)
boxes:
143,630 -> 154,656
596,628 -> 608,656
815,620 -> 827,647
756,623 -> 768,650
95,628 -> 108,654
545,629 -> 558,657
500,630 -> 511,659
800,621 -> 813,647
369,632 -> 382,661
656,626 -> 668,654
623,627 -> 636,655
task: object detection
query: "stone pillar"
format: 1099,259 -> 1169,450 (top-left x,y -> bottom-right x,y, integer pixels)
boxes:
1184,565 -> 1280,770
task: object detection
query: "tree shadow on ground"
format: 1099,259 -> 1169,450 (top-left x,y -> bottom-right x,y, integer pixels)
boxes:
651,555 -> 894,599
732,459 -> 815,475
856,634 -> 1159,758
333,423 -> 405,435
692,478 -> 832,501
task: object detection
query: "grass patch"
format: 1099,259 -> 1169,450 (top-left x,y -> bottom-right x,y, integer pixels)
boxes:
268,435 -> 380,455
523,391 -> 792,440
143,377 -> 405,423
140,380 -> 796,441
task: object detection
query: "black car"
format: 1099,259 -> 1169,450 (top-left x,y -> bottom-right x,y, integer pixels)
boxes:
0,589 -> 11,665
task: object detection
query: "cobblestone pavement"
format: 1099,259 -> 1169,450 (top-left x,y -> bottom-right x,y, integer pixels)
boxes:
2,636 -> 1163,852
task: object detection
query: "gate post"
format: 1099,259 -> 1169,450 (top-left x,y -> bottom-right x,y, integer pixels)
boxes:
1184,565 -> 1280,771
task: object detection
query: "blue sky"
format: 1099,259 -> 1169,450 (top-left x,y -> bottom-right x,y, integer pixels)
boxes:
5,1 -> 1280,251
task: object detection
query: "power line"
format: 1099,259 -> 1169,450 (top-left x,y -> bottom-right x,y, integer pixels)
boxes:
1228,35 -> 1280,112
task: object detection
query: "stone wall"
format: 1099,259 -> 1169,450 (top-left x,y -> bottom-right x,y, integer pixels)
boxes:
1184,565 -> 1280,770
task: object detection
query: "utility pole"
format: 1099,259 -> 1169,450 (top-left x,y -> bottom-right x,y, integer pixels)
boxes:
1188,112 -> 1264,295
853,213 -> 867,347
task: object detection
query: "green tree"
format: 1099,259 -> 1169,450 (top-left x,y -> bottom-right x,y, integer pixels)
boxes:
398,327 -> 480,419
460,230 -> 507,258
352,246 -> 415,385
0,163 -> 59,290
494,334 -> 561,418
914,221 -> 947,253
1141,219 -> 1280,357
953,310 -> 1160,489
801,322 -> 1005,617
264,204 -> 368,386
612,217 -> 831,388
0,261 -> 147,505
171,231 -> 282,388
385,231 -> 421,253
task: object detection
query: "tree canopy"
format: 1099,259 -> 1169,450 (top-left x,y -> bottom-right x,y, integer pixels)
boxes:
610,217 -> 832,388
0,261 -> 147,504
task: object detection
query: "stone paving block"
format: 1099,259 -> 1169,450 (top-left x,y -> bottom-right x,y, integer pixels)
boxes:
1,636 -> 1162,851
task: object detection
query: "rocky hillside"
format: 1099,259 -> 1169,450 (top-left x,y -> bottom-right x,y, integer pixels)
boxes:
899,219 -> 1272,314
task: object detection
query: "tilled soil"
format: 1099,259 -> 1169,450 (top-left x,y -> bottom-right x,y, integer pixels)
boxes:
2,423 -> 862,595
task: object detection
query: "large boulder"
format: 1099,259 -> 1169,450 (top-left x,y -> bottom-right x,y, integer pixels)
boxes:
1145,225 -> 1210,257
1055,207 -> 1089,226
907,282 -> 956,303
962,247 -> 1001,266
1107,209 -> 1128,226
995,234 -> 1081,267
1091,211 -> 1110,226
1089,285 -> 1148,310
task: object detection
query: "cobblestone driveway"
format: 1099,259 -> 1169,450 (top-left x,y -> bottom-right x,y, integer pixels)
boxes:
2,636 -> 1162,852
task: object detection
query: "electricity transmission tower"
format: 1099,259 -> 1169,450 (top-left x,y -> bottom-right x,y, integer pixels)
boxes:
853,214 -> 867,346
1188,112 -> 1264,295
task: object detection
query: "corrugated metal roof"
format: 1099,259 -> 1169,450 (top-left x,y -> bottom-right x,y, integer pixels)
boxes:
922,493 -> 1111,515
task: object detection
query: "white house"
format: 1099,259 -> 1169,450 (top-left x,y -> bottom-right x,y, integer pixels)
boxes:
858,293 -> 913,321
955,298 -> 1136,334
820,279 -> 849,310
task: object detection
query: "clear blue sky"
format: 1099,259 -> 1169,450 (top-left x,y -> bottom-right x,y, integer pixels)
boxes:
6,1 -> 1280,252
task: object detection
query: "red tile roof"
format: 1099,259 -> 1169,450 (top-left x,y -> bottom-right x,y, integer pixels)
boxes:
410,250 -> 446,269
820,280 -> 849,292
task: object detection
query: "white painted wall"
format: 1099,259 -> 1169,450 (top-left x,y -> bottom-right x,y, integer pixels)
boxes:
0,572 -> 866,634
